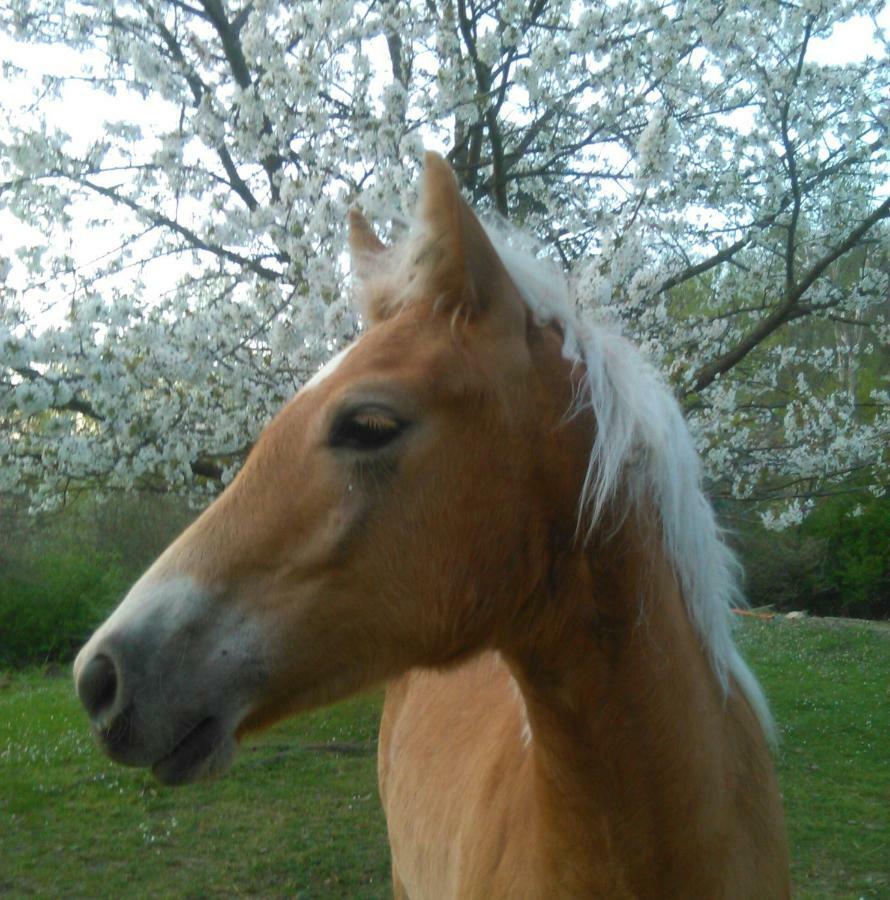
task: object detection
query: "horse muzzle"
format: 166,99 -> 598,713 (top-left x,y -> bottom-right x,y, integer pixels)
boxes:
73,574 -> 267,784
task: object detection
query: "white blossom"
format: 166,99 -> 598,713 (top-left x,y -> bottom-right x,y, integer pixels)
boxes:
0,0 -> 886,518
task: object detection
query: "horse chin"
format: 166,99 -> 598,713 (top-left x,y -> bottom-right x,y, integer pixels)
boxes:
150,717 -> 238,786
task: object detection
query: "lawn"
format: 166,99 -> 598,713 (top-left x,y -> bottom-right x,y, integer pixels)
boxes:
1,617 -> 887,898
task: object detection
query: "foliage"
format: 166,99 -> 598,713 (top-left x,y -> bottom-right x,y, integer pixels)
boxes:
801,495 -> 890,618
736,524 -> 828,614
0,0 -> 887,519
0,490 -> 193,666
2,619 -> 888,897
0,541 -> 126,667
735,493 -> 890,619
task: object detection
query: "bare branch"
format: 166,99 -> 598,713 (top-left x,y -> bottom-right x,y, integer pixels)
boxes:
78,177 -> 286,281
691,196 -> 890,393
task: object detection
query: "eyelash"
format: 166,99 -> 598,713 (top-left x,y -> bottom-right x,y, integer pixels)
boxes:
329,411 -> 404,451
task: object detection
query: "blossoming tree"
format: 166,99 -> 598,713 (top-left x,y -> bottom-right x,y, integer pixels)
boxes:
1,0 -> 887,521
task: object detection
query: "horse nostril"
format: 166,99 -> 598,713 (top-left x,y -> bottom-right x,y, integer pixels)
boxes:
77,653 -> 119,721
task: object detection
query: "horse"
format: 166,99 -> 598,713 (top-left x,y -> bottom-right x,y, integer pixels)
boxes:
74,152 -> 790,898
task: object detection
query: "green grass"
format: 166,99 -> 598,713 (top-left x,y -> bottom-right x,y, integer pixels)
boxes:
1,682 -> 389,898
1,618 -> 888,898
736,618 -> 889,899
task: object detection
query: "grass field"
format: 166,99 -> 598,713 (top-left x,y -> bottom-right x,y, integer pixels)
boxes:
1,617 -> 887,898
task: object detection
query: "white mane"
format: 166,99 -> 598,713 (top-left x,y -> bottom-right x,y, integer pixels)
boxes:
487,227 -> 775,741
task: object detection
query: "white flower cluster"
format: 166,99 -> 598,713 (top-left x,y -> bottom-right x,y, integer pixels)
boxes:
0,0 -> 886,522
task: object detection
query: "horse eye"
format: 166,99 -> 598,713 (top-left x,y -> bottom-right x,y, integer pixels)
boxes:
330,410 -> 404,451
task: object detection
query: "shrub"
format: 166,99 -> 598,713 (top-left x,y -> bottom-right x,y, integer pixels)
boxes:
0,545 -> 127,668
801,495 -> 890,619
734,495 -> 890,620
736,527 -> 832,614
0,490 -> 195,669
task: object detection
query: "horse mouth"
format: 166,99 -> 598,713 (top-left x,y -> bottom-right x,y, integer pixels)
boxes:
151,716 -> 226,785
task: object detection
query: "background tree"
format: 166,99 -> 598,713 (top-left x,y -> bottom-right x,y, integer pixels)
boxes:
1,0 -> 887,519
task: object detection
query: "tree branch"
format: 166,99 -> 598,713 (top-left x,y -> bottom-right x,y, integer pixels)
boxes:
78,177 -> 285,281
691,196 -> 890,393
778,18 -> 813,296
148,8 -> 260,212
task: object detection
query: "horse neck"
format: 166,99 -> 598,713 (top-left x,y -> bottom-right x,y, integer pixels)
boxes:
501,508 -> 734,894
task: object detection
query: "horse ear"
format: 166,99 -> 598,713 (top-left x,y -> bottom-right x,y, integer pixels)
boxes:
348,207 -> 386,280
417,152 -> 522,329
